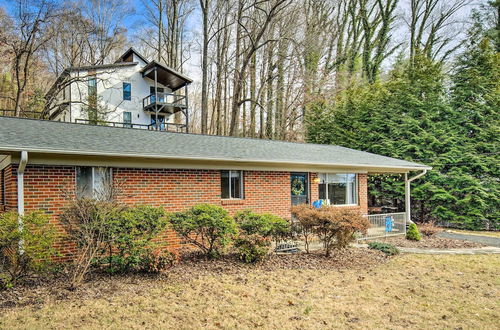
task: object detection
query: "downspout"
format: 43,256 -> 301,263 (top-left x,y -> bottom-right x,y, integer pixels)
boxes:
17,151 -> 28,253
405,169 -> 427,229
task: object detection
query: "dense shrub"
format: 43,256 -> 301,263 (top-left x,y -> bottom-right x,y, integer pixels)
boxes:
234,210 -> 290,242
406,223 -> 422,241
234,210 -> 290,263
234,234 -> 271,263
104,205 -> 168,273
137,248 -> 176,273
169,204 -> 238,257
0,211 -> 57,289
368,242 -> 399,256
418,222 -> 442,237
291,205 -> 370,256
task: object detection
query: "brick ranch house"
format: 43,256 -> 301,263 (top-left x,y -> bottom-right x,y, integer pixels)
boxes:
0,117 -> 430,258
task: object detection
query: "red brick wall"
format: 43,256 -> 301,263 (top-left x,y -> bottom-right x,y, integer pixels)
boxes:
2,165 -> 17,211
3,164 -> 370,259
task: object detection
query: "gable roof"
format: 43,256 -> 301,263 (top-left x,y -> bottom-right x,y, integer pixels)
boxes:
115,47 -> 149,64
0,117 -> 431,173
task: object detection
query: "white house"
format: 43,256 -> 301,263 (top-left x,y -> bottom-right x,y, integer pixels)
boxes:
44,48 -> 193,132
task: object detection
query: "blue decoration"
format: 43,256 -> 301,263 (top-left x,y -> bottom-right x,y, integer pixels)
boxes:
385,216 -> 393,232
312,200 -> 323,209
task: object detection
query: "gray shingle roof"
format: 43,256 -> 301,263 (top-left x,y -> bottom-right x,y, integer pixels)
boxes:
0,117 -> 430,171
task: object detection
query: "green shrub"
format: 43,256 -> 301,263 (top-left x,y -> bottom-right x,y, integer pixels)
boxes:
234,234 -> 271,263
169,204 -> 238,257
368,242 -> 399,255
106,205 -> 168,273
406,223 -> 422,241
235,210 -> 290,242
137,248 -> 176,273
0,211 -> 57,289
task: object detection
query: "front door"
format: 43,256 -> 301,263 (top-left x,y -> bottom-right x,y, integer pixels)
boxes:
291,173 -> 309,205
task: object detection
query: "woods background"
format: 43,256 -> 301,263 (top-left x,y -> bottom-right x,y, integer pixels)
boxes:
0,0 -> 498,229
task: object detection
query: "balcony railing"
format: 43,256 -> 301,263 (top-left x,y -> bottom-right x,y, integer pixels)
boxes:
142,92 -> 187,113
75,118 -> 187,133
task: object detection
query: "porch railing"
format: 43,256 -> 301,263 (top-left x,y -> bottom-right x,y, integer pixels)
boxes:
74,118 -> 187,133
357,212 -> 406,240
142,92 -> 187,110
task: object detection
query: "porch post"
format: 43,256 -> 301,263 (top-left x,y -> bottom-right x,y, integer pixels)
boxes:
404,173 -> 410,233
184,84 -> 189,133
154,67 -> 158,130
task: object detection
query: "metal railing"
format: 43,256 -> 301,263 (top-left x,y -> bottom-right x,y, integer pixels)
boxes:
358,212 -> 406,240
75,118 -> 187,133
142,92 -> 187,110
0,109 -> 46,119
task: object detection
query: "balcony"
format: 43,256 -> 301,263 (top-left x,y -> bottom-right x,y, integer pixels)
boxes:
75,118 -> 187,133
142,92 -> 187,114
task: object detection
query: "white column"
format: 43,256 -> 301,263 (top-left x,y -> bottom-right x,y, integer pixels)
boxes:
404,173 -> 410,233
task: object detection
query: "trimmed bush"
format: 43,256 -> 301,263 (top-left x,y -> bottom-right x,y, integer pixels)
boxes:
234,210 -> 290,263
368,242 -> 399,255
291,205 -> 370,256
406,223 -> 422,241
0,211 -> 57,289
234,210 -> 290,242
169,204 -> 238,257
418,222 -> 442,237
234,234 -> 271,263
105,205 -> 168,273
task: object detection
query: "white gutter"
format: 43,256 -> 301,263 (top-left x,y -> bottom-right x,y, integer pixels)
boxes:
405,169 -> 428,226
17,151 -> 28,253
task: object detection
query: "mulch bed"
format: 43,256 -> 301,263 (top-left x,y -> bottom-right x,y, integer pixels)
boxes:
369,235 -> 485,249
0,248 -> 387,311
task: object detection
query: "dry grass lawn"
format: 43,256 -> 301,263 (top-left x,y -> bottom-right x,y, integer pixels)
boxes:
0,254 -> 499,329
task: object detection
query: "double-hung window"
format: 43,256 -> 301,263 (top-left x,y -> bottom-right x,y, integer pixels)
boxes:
318,173 -> 357,205
76,167 -> 112,200
221,170 -> 244,199
123,111 -> 132,127
123,82 -> 131,100
88,77 -> 97,96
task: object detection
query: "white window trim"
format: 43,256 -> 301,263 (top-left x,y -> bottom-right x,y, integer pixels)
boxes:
221,170 -> 244,200
319,173 -> 359,206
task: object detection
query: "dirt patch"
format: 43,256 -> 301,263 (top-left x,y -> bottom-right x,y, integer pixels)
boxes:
370,235 -> 485,249
0,248 -> 387,311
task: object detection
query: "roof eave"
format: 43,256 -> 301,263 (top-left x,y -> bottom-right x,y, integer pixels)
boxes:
0,147 -> 432,173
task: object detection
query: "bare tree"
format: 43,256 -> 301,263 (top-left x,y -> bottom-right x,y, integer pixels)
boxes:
0,0 -> 61,117
229,0 -> 291,136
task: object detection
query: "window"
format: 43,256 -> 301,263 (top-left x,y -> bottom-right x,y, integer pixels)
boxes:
151,114 -> 165,130
123,82 -> 131,100
318,173 -> 357,205
149,86 -> 165,103
123,112 -> 132,127
88,77 -> 97,96
76,167 -> 112,200
221,170 -> 244,199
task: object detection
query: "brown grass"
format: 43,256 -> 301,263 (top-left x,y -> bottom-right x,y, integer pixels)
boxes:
0,254 -> 499,329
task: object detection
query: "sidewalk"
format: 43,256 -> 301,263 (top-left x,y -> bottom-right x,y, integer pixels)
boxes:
354,243 -> 500,255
